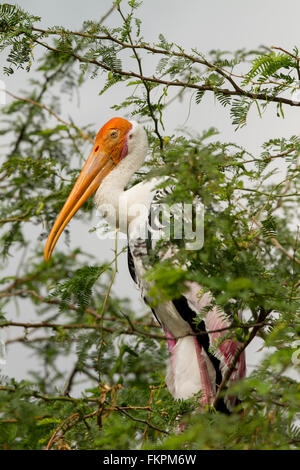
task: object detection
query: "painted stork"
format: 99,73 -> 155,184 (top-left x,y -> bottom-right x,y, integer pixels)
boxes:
44,117 -> 246,412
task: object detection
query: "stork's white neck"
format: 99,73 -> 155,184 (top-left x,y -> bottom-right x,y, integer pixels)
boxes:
93,155 -> 136,210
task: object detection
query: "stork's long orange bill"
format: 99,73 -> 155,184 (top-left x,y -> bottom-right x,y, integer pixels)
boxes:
44,117 -> 132,261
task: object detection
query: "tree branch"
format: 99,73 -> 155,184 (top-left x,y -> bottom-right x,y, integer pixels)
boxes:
29,37 -> 300,108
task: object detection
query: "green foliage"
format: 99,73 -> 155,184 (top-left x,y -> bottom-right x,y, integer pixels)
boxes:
245,52 -> 295,83
0,0 -> 299,451
230,98 -> 252,129
52,265 -> 110,313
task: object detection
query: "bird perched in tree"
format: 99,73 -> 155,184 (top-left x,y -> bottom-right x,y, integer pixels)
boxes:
44,117 -> 245,412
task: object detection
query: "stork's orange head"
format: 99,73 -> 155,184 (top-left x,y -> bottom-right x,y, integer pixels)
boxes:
44,117 -> 132,261
94,117 -> 132,164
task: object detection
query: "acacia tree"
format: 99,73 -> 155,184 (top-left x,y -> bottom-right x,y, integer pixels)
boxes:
0,1 -> 299,450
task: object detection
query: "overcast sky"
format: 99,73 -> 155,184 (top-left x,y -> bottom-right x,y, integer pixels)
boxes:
1,0 -> 299,384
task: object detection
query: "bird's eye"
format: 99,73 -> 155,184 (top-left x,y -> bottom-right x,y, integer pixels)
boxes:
110,129 -> 119,139
129,134 -> 133,140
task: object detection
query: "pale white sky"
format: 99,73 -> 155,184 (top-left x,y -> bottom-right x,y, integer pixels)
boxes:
1,0 -> 299,384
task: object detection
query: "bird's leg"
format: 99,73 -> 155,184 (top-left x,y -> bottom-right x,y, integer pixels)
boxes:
164,328 -> 176,353
193,337 -> 215,407
164,327 -> 176,367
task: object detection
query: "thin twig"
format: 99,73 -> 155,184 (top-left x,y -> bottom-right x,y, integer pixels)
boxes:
237,200 -> 300,265
116,4 -> 164,149
97,229 -> 119,386
236,147 -> 297,165
115,407 -> 168,435
142,385 -> 155,444
0,208 -> 31,224
0,288 -> 101,320
100,229 -> 119,318
64,365 -> 79,396
46,413 -> 78,450
271,46 -> 300,62
98,3 -> 117,25
1,88 -> 94,143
